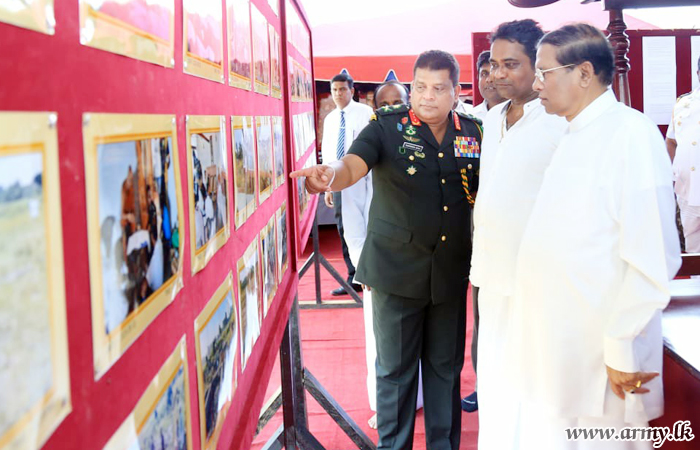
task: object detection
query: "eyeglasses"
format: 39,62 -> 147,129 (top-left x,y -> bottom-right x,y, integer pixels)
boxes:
534,64 -> 575,83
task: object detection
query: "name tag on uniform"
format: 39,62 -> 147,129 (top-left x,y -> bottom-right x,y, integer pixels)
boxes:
402,142 -> 424,153
454,136 -> 480,158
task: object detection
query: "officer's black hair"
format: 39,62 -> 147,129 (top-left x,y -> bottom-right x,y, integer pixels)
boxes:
413,50 -> 460,87
476,51 -> 491,70
490,19 -> 543,68
539,23 -> 614,87
373,81 -> 409,108
331,73 -> 354,90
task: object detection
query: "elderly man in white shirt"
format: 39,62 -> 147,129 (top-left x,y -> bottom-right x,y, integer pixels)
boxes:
511,23 -> 681,449
321,73 -> 374,296
470,19 -> 568,449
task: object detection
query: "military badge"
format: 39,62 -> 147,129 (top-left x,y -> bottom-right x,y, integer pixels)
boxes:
406,166 -> 417,176
381,105 -> 392,112
454,136 -> 480,158
401,117 -> 408,125
414,151 -> 425,159
397,123 -> 403,132
405,125 -> 417,136
403,135 -> 421,143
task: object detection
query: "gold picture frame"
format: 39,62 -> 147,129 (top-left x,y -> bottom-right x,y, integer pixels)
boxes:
186,115 -> 231,274
227,0 -> 252,91
0,112 -> 70,449
256,116 -> 273,205
79,0 -> 175,67
0,0 -> 55,35
83,113 -> 185,378
183,0 -> 224,83
103,336 -> 194,450
194,274 -> 238,450
237,238 -> 261,369
231,116 -> 257,229
260,214 -> 277,316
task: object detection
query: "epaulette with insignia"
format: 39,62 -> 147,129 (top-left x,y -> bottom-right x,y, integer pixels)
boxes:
375,104 -> 410,116
456,111 -> 483,127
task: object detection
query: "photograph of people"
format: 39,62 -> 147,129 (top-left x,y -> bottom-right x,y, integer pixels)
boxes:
190,129 -> 229,253
98,135 -> 181,333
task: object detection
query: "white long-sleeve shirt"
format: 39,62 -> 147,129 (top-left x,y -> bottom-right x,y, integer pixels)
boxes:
511,90 -> 681,422
341,172 -> 373,269
470,98 -> 568,295
321,100 -> 374,164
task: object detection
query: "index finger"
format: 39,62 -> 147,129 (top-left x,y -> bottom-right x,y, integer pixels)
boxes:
289,168 -> 311,179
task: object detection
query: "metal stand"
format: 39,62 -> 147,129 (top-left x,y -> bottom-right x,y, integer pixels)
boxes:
259,297 -> 376,450
298,216 -> 363,307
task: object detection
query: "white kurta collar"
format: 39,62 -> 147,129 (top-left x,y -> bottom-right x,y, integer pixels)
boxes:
568,89 -> 617,133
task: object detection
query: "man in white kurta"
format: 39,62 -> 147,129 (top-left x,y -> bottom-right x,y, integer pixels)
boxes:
511,24 -> 681,449
666,59 -> 700,251
470,19 -> 567,449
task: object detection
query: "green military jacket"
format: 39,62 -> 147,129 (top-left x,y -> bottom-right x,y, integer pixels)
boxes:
348,104 -> 482,304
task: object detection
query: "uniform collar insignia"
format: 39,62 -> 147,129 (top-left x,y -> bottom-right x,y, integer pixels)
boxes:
453,111 -> 461,131
408,109 -> 422,126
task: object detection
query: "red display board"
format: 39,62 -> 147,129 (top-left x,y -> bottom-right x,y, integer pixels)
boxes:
0,0 -> 315,448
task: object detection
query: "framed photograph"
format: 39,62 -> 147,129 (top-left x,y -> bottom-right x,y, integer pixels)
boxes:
79,0 -> 174,67
0,112 -> 70,449
256,116 -> 273,205
0,0 -> 55,34
272,116 -> 284,188
237,238 -> 261,369
269,25 -> 281,99
194,274 -> 238,450
260,215 -> 277,316
251,3 -> 269,95
275,201 -> 288,283
183,0 -> 224,83
231,116 -> 256,228
104,337 -> 193,450
226,0 -> 252,91
186,115 -> 230,274
84,113 -> 185,378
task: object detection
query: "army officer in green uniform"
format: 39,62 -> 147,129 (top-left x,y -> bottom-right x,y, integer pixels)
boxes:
290,50 -> 481,450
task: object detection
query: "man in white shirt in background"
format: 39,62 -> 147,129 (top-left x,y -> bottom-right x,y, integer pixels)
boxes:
321,73 -> 374,296
471,50 -> 507,121
460,48 -> 506,414
666,56 -> 700,252
512,23 -> 681,449
469,19 -> 568,449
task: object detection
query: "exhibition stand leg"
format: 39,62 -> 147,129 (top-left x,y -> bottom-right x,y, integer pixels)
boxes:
298,217 -> 363,307
258,297 -> 376,450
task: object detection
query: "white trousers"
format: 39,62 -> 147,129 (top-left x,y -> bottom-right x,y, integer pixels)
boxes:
362,288 -> 423,412
476,288 -> 520,450
678,197 -> 700,252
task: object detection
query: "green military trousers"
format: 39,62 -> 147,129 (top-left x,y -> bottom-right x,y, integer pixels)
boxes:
372,284 -> 467,450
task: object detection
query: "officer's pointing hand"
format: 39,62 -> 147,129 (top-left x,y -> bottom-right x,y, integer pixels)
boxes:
289,164 -> 335,194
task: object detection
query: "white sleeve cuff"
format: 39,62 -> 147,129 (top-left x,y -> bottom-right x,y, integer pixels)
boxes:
603,335 -> 639,373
